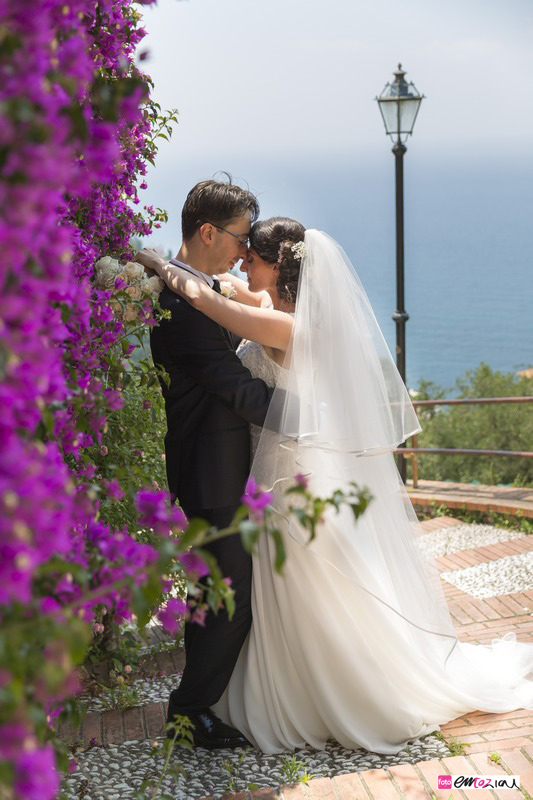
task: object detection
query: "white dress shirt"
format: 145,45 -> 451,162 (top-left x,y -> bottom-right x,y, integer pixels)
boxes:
170,258 -> 214,288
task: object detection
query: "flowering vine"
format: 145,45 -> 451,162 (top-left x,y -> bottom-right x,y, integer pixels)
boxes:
0,0 -> 180,796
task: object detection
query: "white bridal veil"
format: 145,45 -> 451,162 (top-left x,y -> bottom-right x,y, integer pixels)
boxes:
258,230 -> 421,460
252,230 -> 460,654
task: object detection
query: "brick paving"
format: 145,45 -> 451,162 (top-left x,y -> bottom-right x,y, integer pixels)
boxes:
407,479 -> 533,518
198,747 -> 533,799
60,515 -> 533,799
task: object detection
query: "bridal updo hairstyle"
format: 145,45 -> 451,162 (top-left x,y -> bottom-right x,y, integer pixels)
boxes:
181,175 -> 259,240
249,217 -> 306,305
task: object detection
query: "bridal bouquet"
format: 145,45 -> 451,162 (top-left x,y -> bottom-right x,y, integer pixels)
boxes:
94,255 -> 164,324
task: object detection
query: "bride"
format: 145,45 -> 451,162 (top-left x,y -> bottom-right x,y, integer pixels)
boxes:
144,217 -> 533,754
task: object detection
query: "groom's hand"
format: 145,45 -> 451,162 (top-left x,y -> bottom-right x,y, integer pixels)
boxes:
133,248 -> 167,275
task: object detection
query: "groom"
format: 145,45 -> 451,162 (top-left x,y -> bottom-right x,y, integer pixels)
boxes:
138,178 -> 273,749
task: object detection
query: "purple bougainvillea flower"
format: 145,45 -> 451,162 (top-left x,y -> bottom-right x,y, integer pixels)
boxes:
294,472 -> 310,490
179,551 -> 209,579
135,489 -> 186,535
191,607 -> 207,627
157,597 -> 188,635
241,477 -> 273,522
15,743 -> 60,800
170,505 -> 188,532
103,479 -> 125,502
0,724 -> 29,762
39,597 -> 61,615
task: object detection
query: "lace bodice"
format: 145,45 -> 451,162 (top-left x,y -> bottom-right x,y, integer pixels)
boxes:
238,341 -> 288,459
237,340 -> 287,389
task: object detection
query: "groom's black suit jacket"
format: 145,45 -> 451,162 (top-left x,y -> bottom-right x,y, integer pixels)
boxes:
150,283 -> 273,513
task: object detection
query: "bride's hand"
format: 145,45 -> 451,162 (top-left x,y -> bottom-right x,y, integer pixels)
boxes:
133,248 -> 166,275
132,249 -> 205,304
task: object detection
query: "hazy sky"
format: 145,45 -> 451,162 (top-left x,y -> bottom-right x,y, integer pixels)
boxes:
136,0 -> 533,260
135,0 -> 532,383
140,0 -> 533,160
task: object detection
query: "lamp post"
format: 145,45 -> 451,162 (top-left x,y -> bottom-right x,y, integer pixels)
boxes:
376,63 -> 424,482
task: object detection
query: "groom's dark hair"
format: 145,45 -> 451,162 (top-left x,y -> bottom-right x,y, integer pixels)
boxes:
181,175 -> 259,240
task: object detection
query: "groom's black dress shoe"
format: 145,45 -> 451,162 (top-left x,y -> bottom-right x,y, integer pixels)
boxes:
167,707 -> 250,750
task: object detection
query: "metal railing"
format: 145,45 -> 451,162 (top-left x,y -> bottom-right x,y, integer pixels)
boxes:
395,396 -> 533,488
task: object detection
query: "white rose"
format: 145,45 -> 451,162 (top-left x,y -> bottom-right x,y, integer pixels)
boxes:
145,275 -> 164,295
96,257 -> 120,276
124,261 -> 144,280
220,281 -> 237,299
125,285 -> 143,301
94,273 -> 115,291
94,257 -> 121,290
95,256 -> 113,270
123,305 -> 139,323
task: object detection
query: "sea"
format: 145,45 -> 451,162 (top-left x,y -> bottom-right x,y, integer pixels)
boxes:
141,150 -> 533,392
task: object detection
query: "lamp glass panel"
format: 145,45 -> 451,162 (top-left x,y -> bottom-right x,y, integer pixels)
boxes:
398,98 -> 421,133
378,100 -> 399,135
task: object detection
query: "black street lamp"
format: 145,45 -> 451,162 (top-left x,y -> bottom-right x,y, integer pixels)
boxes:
376,63 -> 424,482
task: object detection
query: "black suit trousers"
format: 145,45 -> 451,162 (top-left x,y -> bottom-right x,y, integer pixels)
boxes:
168,505 -> 252,716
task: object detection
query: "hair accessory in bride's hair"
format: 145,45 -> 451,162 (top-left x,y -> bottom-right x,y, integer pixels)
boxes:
277,240 -> 308,265
291,241 -> 307,261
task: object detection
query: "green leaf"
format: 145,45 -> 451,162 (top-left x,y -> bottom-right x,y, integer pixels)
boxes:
179,518 -> 211,548
230,504 -> 250,525
224,587 -> 236,620
285,485 -> 308,496
200,549 -> 222,583
269,527 -> 286,574
239,520 -> 259,554
132,585 -> 151,628
63,618 -> 91,665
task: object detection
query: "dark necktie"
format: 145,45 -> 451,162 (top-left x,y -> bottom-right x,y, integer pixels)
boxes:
212,278 -> 221,294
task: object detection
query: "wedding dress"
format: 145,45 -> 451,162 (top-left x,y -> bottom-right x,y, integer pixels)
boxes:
213,231 -> 533,755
